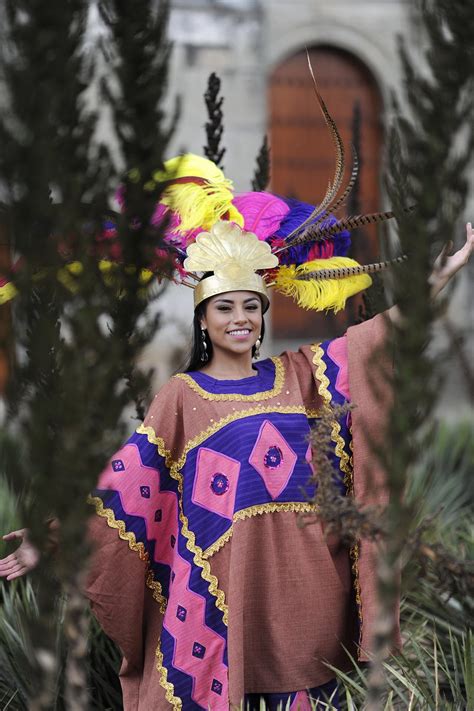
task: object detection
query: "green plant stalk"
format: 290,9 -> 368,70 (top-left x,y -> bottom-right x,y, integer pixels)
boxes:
203,72 -> 226,169
0,1 -> 175,708
365,2 -> 474,706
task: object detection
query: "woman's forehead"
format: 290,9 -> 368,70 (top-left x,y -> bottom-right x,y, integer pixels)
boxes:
208,291 -> 261,305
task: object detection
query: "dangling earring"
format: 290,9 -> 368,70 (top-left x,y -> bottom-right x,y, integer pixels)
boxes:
254,335 -> 261,360
201,327 -> 209,362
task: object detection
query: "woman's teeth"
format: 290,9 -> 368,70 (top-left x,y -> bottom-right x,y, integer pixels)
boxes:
228,329 -> 250,336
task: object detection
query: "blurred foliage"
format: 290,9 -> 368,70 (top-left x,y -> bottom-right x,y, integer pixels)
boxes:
0,0 -> 175,706
361,0 -> 474,704
251,135 -> 271,193
203,72 -> 226,170
337,420 -> 473,709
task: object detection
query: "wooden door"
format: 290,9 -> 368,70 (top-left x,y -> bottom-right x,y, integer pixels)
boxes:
269,46 -> 384,339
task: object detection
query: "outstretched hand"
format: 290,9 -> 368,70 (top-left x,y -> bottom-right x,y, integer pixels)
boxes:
0,529 -> 40,581
430,222 -> 474,298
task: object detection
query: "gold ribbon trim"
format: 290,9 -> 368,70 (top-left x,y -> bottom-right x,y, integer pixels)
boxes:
310,343 -> 363,631
174,356 -> 285,402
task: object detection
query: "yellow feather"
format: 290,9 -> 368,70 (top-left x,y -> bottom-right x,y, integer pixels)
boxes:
274,257 -> 372,313
0,281 -> 18,304
154,154 -> 243,233
154,155 -> 224,182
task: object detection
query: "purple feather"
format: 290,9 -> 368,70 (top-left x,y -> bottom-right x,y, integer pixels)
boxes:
273,197 -> 351,265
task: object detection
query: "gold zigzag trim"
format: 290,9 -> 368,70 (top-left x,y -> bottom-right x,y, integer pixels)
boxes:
135,424 -> 173,468
88,493 -> 179,704
174,356 -> 285,402
311,344 -> 351,479
87,495 -> 167,613
89,487 -> 219,705
202,501 -> 318,559
155,641 -> 183,710
347,426 -> 362,623
177,476 -> 230,625
310,343 -> 363,631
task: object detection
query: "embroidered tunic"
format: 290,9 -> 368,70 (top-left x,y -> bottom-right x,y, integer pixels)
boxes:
86,315 -> 400,710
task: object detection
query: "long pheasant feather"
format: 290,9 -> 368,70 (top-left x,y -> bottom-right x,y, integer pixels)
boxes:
310,145 -> 359,227
296,254 -> 408,281
278,210 -> 398,251
284,51 -> 345,241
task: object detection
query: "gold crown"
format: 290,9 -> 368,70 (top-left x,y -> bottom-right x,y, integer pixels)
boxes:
183,221 -> 278,309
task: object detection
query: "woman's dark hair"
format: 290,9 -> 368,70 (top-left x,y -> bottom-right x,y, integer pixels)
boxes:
181,297 -> 266,373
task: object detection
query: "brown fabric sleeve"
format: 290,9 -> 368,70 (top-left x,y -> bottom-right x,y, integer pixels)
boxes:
143,377 -> 186,461
282,346 -> 324,412
346,313 -> 402,659
83,380 -> 184,698
85,516 -> 147,670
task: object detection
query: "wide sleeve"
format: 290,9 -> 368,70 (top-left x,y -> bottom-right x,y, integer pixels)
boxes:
285,314 -> 401,658
346,313 -> 402,658
84,378 -> 184,696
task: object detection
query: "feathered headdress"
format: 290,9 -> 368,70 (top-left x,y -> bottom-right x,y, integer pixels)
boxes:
131,62 -> 404,314
0,67 -> 406,311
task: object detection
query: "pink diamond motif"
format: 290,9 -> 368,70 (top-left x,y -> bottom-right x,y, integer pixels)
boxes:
192,448 -> 240,520
249,420 -> 297,499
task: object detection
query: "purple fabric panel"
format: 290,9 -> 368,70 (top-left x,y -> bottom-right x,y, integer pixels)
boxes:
181,412 -> 316,553
188,359 -> 275,395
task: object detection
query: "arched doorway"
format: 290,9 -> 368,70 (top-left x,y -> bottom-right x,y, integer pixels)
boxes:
268,45 -> 384,339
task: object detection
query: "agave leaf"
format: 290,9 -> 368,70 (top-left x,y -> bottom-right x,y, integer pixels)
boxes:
383,657 -> 424,704
461,631 -> 474,709
323,662 -> 366,695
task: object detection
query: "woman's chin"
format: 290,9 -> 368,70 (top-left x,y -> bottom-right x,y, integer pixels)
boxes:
218,342 -> 254,357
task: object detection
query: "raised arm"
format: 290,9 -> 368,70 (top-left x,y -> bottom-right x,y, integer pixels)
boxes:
387,222 -> 474,324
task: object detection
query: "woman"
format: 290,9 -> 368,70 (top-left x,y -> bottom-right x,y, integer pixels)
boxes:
1,155 -> 473,710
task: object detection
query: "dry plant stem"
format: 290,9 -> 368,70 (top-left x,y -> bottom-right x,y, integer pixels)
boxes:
308,358 -> 404,711
28,657 -> 58,711
365,0 -> 474,702
307,404 -> 385,545
63,572 -> 91,711
0,0 -> 174,705
364,331 -> 415,711
27,560 -> 62,710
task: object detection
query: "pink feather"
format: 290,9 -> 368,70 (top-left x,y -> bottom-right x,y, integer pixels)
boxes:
233,192 -> 290,241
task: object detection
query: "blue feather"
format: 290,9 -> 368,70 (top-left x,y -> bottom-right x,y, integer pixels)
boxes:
272,198 -> 351,265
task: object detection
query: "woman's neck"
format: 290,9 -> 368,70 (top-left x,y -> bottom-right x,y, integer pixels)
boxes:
200,350 -> 257,380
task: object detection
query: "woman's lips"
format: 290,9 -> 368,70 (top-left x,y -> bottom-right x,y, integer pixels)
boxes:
227,328 -> 251,340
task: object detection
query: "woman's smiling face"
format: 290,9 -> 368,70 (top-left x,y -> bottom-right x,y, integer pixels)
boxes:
200,291 -> 263,358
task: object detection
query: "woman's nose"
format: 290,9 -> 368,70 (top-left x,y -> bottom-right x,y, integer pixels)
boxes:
233,309 -> 248,324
